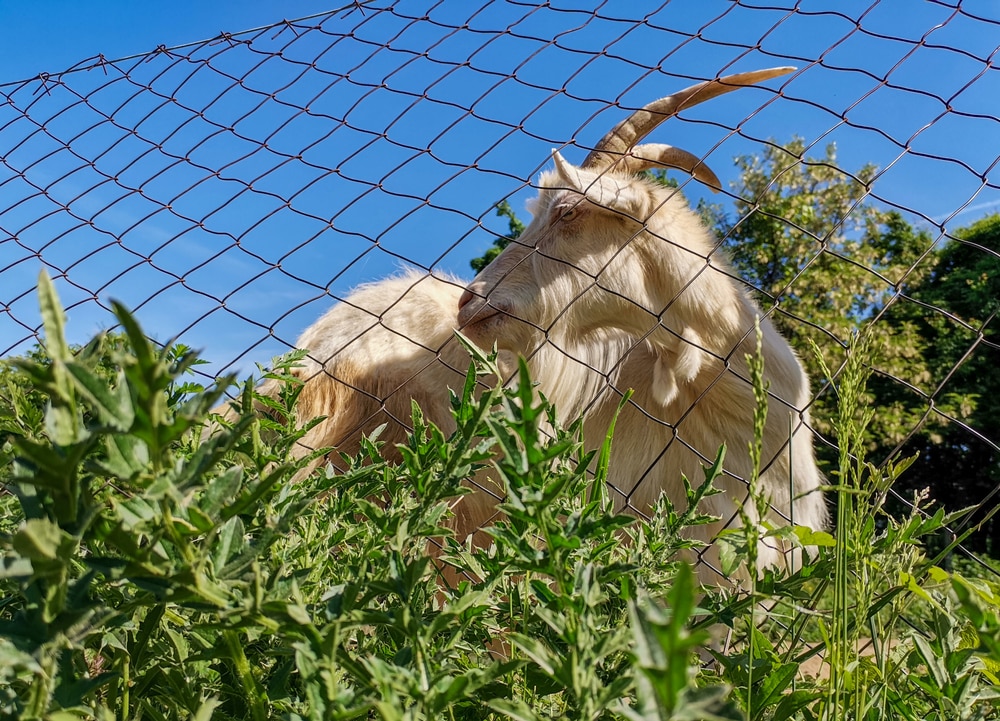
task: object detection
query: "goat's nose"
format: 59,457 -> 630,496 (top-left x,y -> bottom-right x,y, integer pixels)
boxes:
458,288 -> 474,309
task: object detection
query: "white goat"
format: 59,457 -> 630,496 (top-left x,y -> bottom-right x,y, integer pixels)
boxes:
232,68 -> 826,584
457,68 -> 828,582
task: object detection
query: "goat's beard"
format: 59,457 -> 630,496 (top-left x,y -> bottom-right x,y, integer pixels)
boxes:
513,328 -> 636,422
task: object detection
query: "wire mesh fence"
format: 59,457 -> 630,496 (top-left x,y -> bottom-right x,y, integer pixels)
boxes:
1,0 -> 998,576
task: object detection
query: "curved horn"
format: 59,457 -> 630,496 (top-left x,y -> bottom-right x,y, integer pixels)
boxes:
615,144 -> 722,191
582,67 -> 796,172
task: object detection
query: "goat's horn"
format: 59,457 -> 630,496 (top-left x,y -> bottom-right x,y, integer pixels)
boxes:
582,67 -> 796,171
614,144 -> 722,191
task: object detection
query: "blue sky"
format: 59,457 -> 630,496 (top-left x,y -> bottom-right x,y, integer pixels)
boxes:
1,1 -> 336,84
2,1 -> 999,378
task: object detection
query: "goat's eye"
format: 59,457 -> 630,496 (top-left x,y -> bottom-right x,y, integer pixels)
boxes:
557,206 -> 578,222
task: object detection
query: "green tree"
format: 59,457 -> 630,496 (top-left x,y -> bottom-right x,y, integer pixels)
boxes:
470,200 -> 525,273
879,214 -> 1000,553
702,138 -> 935,444
701,139 -> 997,549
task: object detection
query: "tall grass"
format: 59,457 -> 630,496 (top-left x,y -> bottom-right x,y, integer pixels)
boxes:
1,270 -> 999,720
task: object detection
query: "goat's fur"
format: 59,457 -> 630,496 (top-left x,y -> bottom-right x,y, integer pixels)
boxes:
458,155 -> 829,583
290,272 -> 469,466
224,167 -> 827,586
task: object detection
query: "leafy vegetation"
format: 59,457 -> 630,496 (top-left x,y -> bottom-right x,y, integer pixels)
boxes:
2,271 -> 1000,719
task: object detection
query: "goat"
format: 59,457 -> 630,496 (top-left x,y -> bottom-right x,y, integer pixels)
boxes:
457,68 -> 829,583
226,69 -> 826,584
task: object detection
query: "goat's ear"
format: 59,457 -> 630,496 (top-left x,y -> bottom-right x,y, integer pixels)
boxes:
525,195 -> 540,217
650,325 -> 706,407
551,150 -> 647,217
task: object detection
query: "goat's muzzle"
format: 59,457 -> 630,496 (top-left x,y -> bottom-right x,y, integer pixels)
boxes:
457,287 -> 510,334
458,288 -> 474,310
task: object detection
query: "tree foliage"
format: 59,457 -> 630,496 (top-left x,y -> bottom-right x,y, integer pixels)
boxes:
706,138 -> 997,551
879,214 -> 1000,552
700,139 -> 935,442
471,200 -> 526,274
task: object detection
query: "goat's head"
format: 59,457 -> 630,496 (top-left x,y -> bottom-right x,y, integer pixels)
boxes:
458,68 -> 795,392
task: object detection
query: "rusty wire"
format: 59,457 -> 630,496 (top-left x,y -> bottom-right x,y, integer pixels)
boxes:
1,1 -> 998,580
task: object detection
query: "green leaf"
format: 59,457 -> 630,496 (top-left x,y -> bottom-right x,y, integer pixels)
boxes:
110,300 -> 156,371
0,554 -> 35,578
12,436 -> 82,494
486,698 -> 546,721
749,662 -> 798,720
793,526 -> 837,547
201,465 -> 244,516
65,361 -> 134,431
0,638 -> 42,673
912,633 -> 949,690
716,530 -> 748,578
509,633 -> 559,678
770,689 -> 822,720
37,270 -> 69,363
12,518 -> 70,561
96,433 -> 150,481
213,516 -> 246,573
44,401 -> 85,446
672,685 -> 744,721
593,389 -> 631,490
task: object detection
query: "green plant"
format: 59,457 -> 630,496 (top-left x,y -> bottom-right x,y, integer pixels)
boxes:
3,270 -> 1000,720
0,271 -> 734,720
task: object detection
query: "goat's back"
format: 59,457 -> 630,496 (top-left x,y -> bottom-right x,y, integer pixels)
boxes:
292,271 -> 473,466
